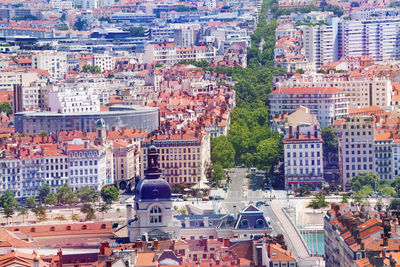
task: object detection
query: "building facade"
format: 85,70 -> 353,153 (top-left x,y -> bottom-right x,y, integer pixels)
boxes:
270,86 -> 348,127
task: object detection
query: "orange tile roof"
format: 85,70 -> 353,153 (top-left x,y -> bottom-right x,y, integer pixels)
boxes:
134,252 -> 156,267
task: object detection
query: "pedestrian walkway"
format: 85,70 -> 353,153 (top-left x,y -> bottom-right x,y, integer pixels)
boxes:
271,202 -> 325,266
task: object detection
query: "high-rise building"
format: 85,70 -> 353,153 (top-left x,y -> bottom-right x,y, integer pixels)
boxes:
337,115 -> 375,189
300,18 -> 340,69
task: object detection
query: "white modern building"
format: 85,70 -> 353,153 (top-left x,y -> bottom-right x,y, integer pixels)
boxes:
32,52 -> 67,79
300,18 -> 340,69
47,87 -> 100,113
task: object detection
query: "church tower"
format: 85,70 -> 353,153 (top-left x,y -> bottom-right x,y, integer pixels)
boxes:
127,141 -> 181,242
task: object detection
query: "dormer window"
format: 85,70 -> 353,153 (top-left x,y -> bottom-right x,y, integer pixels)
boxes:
240,219 -> 249,229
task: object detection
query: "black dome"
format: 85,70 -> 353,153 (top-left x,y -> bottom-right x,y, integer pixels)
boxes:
135,178 -> 171,201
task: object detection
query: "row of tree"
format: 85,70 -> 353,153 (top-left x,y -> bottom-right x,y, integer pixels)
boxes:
209,0 -> 284,187
0,183 -> 119,223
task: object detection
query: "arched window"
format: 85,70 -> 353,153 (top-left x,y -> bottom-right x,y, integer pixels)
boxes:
150,206 -> 162,224
14,228 -> 19,232
82,225 -> 87,230
240,219 -> 249,229
50,227 -> 55,231
66,226 -> 71,230
101,224 -> 106,229
30,227 -> 35,232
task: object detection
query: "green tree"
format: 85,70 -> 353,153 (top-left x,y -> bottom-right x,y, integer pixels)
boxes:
391,177 -> 400,196
0,190 -> 18,218
353,185 -> 374,202
295,68 -> 304,74
341,195 -> 350,204
321,126 -> 338,153
211,136 -> 235,168
307,193 -> 329,211
38,131 -> 48,137
390,199 -> 400,210
18,208 -> 28,223
0,102 -> 12,115
32,206 -> 46,221
81,203 -> 96,220
25,196 -> 37,209
379,183 -> 396,197
295,186 -> 311,196
74,17 -> 88,31
351,173 -> 379,192
56,183 -> 74,205
38,184 -> 51,204
44,193 -> 57,206
76,186 -> 98,203
83,65 -> 102,74
124,26 -> 146,37
255,138 -> 280,172
100,185 -> 119,205
97,203 -> 110,219
212,163 -> 224,182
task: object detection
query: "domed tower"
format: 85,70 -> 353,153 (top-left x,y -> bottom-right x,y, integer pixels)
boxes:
127,141 -> 181,242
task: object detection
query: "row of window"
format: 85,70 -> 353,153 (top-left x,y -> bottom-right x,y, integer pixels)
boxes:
285,143 -> 321,149
286,151 -> 320,158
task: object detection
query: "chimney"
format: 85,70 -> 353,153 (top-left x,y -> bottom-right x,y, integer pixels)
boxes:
126,204 -> 133,221
289,126 -> 293,138
57,249 -> 62,267
100,242 -> 109,255
154,240 -> 159,251
223,239 -> 230,247
135,241 -> 142,251
383,237 -> 389,247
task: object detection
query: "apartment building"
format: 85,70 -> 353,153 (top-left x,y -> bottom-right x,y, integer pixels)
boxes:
276,74 -> 392,109
300,18 -> 340,69
283,108 -> 324,189
270,86 -> 348,127
32,52 -> 67,79
13,82 -> 49,112
340,18 -> 400,61
93,53 -> 114,72
47,87 -> 100,113
143,43 -> 216,64
336,115 -> 375,189
374,133 -> 392,181
140,133 -> 210,184
67,140 -> 107,191
112,140 -> 139,190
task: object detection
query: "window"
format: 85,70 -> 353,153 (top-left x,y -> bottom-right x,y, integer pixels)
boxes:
150,206 -> 162,223
66,226 -> 71,230
82,225 -> 87,230
50,226 -> 55,231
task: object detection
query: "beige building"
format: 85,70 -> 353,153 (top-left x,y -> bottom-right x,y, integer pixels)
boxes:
113,140 -> 139,190
140,133 -> 210,184
276,74 -> 392,109
336,115 -> 375,189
